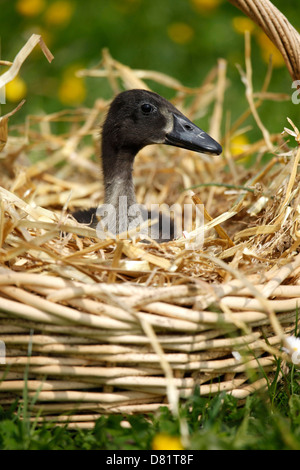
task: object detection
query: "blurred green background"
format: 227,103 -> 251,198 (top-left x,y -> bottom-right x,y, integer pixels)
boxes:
1,0 -> 300,144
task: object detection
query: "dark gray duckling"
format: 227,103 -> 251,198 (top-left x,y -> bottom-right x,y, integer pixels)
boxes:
73,89 -> 222,242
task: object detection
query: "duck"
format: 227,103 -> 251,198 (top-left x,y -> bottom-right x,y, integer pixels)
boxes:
73,89 -> 222,242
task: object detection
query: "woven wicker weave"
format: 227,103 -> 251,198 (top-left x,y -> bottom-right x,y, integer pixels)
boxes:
1,0 -> 300,428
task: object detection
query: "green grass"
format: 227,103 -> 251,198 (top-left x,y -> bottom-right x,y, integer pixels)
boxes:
1,365 -> 300,450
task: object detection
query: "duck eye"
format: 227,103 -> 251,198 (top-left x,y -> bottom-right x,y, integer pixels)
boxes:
141,103 -> 153,114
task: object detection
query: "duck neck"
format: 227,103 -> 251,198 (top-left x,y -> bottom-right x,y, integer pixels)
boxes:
102,148 -> 137,210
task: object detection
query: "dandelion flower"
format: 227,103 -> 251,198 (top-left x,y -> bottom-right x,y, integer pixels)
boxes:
167,23 -> 194,45
58,75 -> 86,105
16,0 -> 45,17
5,76 -> 27,102
152,433 -> 184,450
44,0 -> 74,26
232,16 -> 255,35
256,31 -> 285,68
190,0 -> 222,13
230,134 -> 249,156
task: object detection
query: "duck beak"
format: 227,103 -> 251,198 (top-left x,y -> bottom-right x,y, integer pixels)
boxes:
165,113 -> 222,155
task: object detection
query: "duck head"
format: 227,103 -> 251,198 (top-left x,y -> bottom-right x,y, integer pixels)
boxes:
73,89 -> 222,240
102,89 -> 222,157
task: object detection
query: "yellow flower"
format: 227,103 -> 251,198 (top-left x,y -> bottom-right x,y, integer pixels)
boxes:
232,16 -> 255,35
152,433 -> 184,450
167,23 -> 194,45
256,31 -> 285,68
230,134 -> 249,156
190,0 -> 222,13
44,0 -> 74,26
16,0 -> 45,17
58,68 -> 86,105
5,76 -> 27,102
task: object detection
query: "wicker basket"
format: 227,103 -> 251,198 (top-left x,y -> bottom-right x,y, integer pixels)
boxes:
1,0 -> 300,429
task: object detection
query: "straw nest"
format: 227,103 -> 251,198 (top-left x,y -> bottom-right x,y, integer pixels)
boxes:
1,17 -> 300,428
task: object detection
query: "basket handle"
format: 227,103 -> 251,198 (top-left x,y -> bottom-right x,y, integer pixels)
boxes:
228,0 -> 300,82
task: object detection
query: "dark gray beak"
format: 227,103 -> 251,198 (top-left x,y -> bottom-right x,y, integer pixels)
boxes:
165,113 -> 222,155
